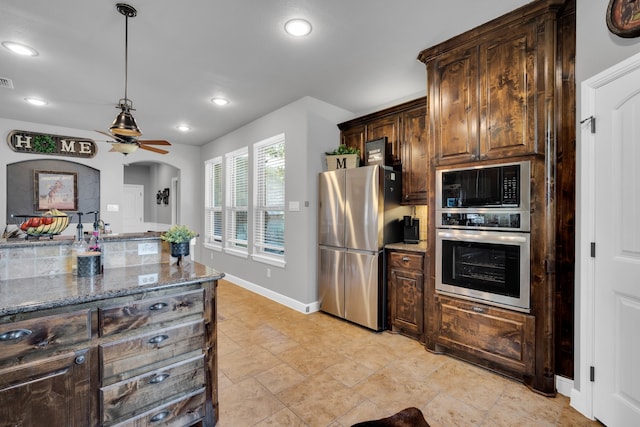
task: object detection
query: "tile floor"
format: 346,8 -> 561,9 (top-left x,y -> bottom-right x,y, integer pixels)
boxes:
216,279 -> 602,427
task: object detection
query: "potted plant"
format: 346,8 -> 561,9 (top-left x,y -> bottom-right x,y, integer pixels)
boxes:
325,144 -> 361,170
161,224 -> 198,258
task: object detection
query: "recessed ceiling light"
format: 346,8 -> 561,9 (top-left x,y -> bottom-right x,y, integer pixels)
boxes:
25,97 -> 47,106
284,19 -> 312,37
211,97 -> 229,106
177,125 -> 190,132
2,41 -> 39,57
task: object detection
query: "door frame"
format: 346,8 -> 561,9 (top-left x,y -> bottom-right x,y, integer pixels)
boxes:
575,50 -> 640,421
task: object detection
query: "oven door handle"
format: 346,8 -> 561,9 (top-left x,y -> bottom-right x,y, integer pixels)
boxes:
437,230 -> 529,243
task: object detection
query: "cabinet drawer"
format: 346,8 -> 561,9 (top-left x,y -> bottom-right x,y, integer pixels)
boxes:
0,309 -> 91,365
111,388 -> 205,427
100,320 -> 205,385
99,289 -> 204,337
436,295 -> 535,374
388,251 -> 423,271
101,354 -> 205,424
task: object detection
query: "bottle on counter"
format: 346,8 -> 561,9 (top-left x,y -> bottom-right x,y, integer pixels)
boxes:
88,230 -> 104,273
71,230 -> 88,276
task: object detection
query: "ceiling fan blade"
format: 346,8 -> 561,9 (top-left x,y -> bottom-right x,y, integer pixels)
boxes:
94,129 -> 127,143
138,139 -> 171,146
139,144 -> 169,155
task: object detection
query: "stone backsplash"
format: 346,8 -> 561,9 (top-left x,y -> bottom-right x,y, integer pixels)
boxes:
0,234 -> 171,281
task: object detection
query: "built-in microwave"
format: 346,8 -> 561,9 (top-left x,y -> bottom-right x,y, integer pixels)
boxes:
436,161 -> 530,210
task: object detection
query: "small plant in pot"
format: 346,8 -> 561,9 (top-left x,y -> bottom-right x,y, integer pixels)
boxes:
325,144 -> 361,170
161,225 -> 197,258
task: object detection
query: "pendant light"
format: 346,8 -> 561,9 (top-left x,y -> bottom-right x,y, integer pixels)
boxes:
110,3 -> 142,137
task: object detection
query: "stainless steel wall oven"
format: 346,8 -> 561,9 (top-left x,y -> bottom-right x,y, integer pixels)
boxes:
435,161 -> 531,312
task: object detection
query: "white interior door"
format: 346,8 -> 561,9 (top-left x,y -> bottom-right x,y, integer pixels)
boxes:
591,57 -> 640,426
122,184 -> 144,233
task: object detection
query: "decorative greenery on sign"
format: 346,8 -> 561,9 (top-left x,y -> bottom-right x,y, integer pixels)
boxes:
32,135 -> 57,153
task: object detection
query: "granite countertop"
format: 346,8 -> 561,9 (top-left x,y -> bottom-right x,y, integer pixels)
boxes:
0,261 -> 224,317
0,231 -> 163,249
385,240 -> 428,253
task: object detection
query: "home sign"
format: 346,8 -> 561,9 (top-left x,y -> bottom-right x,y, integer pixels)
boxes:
7,130 -> 97,158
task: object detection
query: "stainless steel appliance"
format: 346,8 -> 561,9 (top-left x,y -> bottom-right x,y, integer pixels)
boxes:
435,161 -> 531,312
318,165 -> 410,330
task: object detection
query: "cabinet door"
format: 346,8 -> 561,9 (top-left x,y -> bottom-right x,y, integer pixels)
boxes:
341,125 -> 365,164
401,104 -> 428,204
436,295 -> 535,376
479,23 -> 539,159
389,268 -> 424,338
366,115 -> 401,166
0,349 -> 90,427
430,46 -> 479,165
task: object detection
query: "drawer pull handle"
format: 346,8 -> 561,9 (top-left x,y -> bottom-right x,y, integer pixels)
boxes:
471,306 -> 485,313
0,329 -> 32,341
149,302 -> 168,311
149,410 -> 170,422
148,334 -> 169,344
148,373 -> 170,384
402,256 -> 410,262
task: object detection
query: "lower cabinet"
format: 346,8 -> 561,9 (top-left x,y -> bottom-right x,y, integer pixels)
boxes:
0,279 -> 217,427
388,250 -> 425,340
0,349 -> 91,426
435,294 -> 535,378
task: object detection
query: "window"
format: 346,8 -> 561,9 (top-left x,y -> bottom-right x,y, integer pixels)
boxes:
204,157 -> 222,249
225,147 -> 248,255
253,134 -> 285,265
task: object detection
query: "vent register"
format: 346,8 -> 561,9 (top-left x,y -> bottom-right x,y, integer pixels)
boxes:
0,76 -> 14,89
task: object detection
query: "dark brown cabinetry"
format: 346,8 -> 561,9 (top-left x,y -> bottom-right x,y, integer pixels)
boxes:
0,349 -> 91,426
422,8 -> 551,165
0,278 -> 218,426
418,0 -> 574,395
435,295 -> 535,377
338,97 -> 428,204
388,250 -> 424,340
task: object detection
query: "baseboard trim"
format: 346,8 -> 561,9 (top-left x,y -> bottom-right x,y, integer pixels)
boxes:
222,273 -> 320,315
555,375 -> 573,397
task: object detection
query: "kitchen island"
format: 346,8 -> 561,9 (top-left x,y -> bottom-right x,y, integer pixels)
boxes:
0,235 -> 223,426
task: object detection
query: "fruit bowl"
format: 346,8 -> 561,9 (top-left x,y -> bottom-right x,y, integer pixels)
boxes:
15,209 -> 71,239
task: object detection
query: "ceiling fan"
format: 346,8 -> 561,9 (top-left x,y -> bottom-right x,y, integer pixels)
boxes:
96,3 -> 171,155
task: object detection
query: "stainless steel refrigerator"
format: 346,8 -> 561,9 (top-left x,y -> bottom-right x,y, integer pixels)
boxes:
318,165 -> 410,330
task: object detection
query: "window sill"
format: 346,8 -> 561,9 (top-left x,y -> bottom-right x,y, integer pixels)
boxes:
204,243 -> 222,252
251,253 -> 286,268
224,247 -> 249,259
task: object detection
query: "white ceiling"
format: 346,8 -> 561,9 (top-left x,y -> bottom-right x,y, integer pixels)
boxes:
0,1 -> 531,147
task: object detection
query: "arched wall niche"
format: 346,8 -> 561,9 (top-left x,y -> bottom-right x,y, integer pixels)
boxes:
6,159 -> 99,223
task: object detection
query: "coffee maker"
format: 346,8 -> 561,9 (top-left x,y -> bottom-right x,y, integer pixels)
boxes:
403,215 -> 420,244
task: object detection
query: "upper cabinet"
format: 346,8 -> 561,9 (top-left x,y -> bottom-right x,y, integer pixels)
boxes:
419,1 -> 560,166
338,97 -> 428,204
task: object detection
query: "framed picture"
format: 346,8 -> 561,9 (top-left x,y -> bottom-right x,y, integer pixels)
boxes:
34,170 -> 78,211
607,0 -> 640,38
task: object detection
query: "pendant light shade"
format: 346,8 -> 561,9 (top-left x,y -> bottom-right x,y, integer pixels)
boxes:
110,103 -> 142,136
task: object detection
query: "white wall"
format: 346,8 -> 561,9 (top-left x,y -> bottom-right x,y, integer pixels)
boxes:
574,0 -> 640,403
199,96 -> 353,307
0,118 -> 202,249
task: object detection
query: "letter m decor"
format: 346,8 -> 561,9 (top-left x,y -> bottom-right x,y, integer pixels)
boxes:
7,130 -> 97,158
